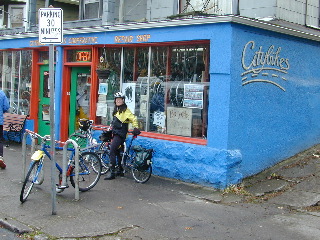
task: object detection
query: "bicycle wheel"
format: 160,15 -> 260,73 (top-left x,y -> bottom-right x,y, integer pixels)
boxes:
70,152 -> 101,191
97,141 -> 111,175
20,160 -> 42,203
131,164 -> 152,183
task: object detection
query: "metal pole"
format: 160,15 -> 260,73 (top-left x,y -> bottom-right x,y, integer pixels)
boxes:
49,44 -> 57,215
21,132 -> 27,182
146,46 -> 152,132
61,139 -> 80,200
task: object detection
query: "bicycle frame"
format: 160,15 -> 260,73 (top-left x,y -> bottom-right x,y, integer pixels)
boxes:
32,139 -> 75,173
26,131 -> 87,184
21,129 -> 102,203
70,119 -> 153,182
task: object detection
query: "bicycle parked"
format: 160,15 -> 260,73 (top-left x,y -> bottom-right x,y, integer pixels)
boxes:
69,119 -> 109,174
20,129 -> 102,203
69,119 -> 97,150
99,129 -> 154,183
70,119 -> 155,183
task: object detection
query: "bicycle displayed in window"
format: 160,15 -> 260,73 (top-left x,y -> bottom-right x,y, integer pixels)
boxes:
20,129 -> 102,203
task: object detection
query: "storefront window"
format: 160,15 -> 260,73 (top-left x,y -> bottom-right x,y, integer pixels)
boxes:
39,51 -> 49,63
67,49 -> 92,62
123,48 -> 135,82
96,47 -> 121,125
165,45 -> 209,137
0,50 -> 32,115
95,42 -> 209,139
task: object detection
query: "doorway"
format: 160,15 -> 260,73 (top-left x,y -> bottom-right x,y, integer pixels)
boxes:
38,65 -> 51,137
68,67 -> 91,136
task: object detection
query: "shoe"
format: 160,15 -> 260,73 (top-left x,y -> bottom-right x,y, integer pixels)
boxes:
116,167 -> 124,177
116,171 -> 124,177
0,158 -> 6,169
104,172 -> 115,180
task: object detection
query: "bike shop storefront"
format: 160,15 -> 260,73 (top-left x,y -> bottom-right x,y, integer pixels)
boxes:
0,20 -> 244,189
59,41 -> 210,144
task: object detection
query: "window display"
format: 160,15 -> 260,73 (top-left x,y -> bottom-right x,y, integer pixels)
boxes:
0,50 -> 32,116
96,47 -> 121,125
96,42 -> 209,139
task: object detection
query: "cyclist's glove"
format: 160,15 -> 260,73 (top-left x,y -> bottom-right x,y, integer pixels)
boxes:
132,128 -> 141,136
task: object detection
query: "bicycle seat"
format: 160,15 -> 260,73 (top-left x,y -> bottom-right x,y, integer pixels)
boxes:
72,133 -> 87,138
79,119 -> 93,131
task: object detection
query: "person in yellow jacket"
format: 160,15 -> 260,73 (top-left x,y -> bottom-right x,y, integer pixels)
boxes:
104,92 -> 141,180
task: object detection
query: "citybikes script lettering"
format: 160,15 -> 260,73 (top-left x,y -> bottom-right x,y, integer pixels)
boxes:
241,41 -> 290,91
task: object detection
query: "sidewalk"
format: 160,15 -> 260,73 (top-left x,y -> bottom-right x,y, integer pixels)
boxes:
0,143 -> 319,239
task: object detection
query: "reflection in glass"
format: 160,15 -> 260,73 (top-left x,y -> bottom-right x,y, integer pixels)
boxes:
76,72 -> 91,120
93,44 -> 209,138
0,50 -> 32,115
96,47 -> 122,125
43,71 -> 50,98
148,46 -> 167,132
123,48 -> 134,82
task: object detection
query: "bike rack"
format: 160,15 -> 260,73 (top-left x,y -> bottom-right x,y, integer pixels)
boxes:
21,131 -> 80,201
22,131 -> 37,182
61,139 -> 80,201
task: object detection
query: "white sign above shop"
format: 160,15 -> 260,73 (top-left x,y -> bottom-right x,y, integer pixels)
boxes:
38,8 -> 63,44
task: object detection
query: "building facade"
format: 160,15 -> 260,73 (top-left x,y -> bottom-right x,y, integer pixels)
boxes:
1,1 -> 320,188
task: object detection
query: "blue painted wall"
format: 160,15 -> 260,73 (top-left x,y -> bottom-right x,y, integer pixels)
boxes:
4,21 -> 320,188
93,130 -> 242,189
228,25 -> 320,177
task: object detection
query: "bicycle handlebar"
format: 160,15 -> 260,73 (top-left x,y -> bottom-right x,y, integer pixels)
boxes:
128,130 -> 140,138
25,129 -> 65,144
25,129 -> 46,139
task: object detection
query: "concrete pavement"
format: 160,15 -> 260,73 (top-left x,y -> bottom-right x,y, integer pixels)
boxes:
0,142 -> 319,239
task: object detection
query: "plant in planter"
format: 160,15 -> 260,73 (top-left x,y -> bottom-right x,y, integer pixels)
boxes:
96,55 -> 111,79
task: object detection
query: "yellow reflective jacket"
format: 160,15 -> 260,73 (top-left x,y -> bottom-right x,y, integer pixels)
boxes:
114,108 -> 139,128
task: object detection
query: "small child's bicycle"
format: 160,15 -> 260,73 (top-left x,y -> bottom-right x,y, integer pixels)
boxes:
20,129 -> 102,203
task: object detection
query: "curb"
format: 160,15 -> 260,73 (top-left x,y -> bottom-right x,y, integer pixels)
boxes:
0,217 -> 32,234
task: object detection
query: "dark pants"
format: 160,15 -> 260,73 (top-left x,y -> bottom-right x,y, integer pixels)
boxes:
0,125 -> 3,157
109,134 -> 124,171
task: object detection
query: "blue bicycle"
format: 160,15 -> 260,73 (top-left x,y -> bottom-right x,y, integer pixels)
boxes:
20,129 -> 102,203
70,119 -> 154,183
98,130 -> 154,183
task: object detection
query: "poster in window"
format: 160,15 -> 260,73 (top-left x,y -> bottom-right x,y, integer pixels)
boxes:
166,107 -> 192,137
42,104 -> 50,121
140,95 -> 148,117
96,102 -> 108,117
122,83 -> 136,112
153,111 -> 166,128
183,84 -> 204,109
98,83 -> 108,95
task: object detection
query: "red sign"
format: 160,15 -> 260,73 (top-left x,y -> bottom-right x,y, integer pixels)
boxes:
76,51 -> 92,62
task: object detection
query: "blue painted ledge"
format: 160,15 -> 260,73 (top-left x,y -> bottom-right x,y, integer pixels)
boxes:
126,135 -> 243,189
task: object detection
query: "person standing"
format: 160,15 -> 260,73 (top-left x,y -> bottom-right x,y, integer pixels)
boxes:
0,90 -> 9,169
104,92 -> 140,180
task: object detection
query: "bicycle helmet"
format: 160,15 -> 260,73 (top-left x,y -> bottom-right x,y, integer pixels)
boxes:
114,92 -> 125,99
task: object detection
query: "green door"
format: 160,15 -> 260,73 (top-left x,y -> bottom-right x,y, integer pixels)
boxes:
69,67 -> 91,136
38,65 -> 51,137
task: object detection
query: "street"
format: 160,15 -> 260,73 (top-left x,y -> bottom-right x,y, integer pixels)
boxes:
0,226 -> 21,240
0,143 -> 319,240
